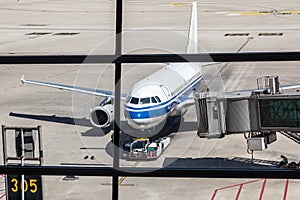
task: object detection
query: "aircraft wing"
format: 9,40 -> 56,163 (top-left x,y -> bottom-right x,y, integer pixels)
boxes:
225,83 -> 300,95
184,98 -> 196,107
279,83 -> 300,91
21,76 -> 127,99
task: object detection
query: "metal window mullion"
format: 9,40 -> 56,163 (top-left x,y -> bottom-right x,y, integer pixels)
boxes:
2,52 -> 300,64
2,126 -> 7,166
21,129 -> 25,200
113,0 -> 123,200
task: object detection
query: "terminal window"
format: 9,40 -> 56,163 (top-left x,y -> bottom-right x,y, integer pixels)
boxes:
259,99 -> 300,127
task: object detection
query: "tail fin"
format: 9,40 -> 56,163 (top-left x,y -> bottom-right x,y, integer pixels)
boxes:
186,1 -> 198,54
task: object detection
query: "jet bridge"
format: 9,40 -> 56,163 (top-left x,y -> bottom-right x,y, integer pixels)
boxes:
195,75 -> 300,151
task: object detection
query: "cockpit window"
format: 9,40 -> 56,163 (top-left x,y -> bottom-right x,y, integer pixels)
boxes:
151,97 -> 157,103
155,96 -> 161,103
140,97 -> 150,104
126,96 -> 131,103
130,97 -> 139,104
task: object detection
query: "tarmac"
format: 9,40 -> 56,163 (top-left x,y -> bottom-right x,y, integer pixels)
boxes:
1,0 -> 300,199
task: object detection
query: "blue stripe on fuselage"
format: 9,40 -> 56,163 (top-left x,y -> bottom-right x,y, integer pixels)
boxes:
125,75 -> 202,119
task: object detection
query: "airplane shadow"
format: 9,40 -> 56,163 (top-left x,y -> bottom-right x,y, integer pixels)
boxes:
163,157 -> 280,169
119,115 -> 198,139
9,112 -> 91,127
80,127 -> 111,137
9,112 -> 197,139
9,112 -> 198,159
9,112 -> 111,136
105,116 -> 199,159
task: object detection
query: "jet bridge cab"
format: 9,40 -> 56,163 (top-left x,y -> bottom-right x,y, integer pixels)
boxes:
124,83 -> 170,130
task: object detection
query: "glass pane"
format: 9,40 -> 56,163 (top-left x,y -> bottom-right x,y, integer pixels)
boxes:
260,99 -> 300,127
2,0 -> 300,199
151,97 -> 157,103
120,178 -> 300,200
2,176 -> 112,200
140,97 -> 150,104
130,97 -> 139,104
0,1 -> 115,55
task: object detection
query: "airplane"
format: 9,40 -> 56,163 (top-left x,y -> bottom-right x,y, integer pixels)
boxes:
21,2 -> 216,134
19,1 -> 300,136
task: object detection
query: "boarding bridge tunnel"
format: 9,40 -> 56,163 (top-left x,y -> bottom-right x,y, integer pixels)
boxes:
195,76 -> 300,151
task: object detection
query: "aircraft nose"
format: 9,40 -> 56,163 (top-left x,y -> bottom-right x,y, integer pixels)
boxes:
125,110 -> 151,128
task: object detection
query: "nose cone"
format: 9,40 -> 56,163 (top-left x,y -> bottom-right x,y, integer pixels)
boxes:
125,109 -> 151,129
127,118 -> 152,130
124,109 -> 166,130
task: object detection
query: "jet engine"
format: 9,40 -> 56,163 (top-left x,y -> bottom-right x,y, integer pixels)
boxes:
89,104 -> 114,128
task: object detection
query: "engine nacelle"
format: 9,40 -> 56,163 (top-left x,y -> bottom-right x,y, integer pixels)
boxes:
89,104 -> 114,128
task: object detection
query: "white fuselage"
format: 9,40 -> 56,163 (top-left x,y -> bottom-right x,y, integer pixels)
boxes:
124,62 -> 202,130
123,2 -> 205,130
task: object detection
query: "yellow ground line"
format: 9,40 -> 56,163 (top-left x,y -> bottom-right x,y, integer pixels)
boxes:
169,3 -> 186,7
277,10 -> 300,15
118,161 -> 140,185
228,10 -> 300,16
228,11 -> 270,16
118,176 -> 126,185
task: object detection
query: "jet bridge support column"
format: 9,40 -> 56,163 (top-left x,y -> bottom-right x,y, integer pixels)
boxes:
195,92 -> 226,138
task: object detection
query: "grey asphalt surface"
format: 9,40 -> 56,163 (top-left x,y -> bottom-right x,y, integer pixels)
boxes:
1,0 -> 300,199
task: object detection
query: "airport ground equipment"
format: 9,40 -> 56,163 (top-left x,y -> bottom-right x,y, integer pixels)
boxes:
195,75 -> 300,151
124,137 -> 170,160
1,125 -> 44,200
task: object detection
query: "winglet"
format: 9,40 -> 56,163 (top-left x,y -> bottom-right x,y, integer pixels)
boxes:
21,75 -> 25,84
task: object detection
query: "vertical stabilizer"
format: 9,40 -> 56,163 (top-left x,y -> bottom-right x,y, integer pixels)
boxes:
186,1 -> 198,54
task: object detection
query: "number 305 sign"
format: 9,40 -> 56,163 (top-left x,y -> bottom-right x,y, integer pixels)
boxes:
6,175 -> 43,200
